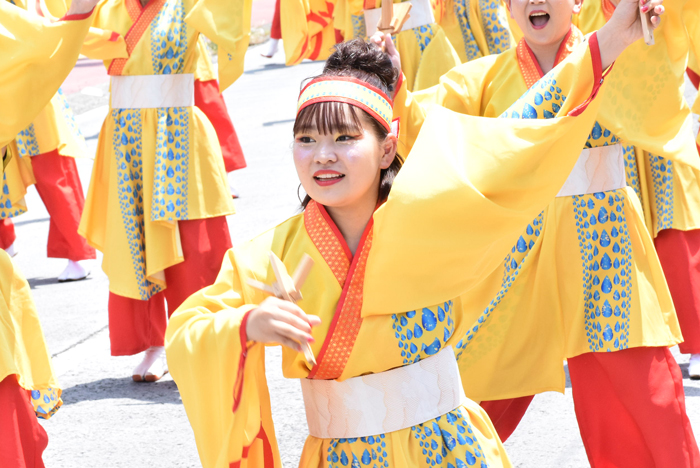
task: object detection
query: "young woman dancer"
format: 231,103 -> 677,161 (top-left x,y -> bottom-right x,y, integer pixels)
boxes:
379,0 -> 700,464
76,0 -> 245,381
165,13 -> 652,466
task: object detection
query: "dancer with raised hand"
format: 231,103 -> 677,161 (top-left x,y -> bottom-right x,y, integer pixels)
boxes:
166,13 -> 650,465
76,0 -> 252,382
0,0 -> 100,465
576,0 -> 700,382
379,0 -> 700,465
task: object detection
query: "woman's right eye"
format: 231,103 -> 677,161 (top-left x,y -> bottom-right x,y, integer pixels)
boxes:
296,136 -> 315,143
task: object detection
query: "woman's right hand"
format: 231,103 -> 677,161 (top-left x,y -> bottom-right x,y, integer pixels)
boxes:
369,32 -> 402,78
246,297 -> 321,352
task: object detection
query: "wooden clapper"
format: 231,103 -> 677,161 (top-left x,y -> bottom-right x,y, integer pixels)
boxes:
640,1 -> 654,46
377,0 -> 412,35
247,252 -> 318,366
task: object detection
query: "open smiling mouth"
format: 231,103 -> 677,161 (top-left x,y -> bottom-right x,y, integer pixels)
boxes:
529,11 -> 550,28
314,173 -> 346,185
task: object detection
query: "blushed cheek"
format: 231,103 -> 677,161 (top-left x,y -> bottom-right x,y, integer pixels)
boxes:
293,148 -> 315,183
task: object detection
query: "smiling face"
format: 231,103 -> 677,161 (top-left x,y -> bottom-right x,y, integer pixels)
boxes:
293,103 -> 397,211
507,0 -> 582,49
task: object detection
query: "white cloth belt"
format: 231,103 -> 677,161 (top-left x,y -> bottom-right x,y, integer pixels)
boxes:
556,144 -> 626,197
364,0 -> 435,37
301,346 -> 465,439
110,74 -> 194,109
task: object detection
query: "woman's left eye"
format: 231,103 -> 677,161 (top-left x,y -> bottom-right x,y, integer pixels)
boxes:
336,135 -> 356,142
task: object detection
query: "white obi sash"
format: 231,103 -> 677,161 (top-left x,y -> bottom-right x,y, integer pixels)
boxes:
556,143 -> 626,197
301,346 -> 465,439
363,0 -> 435,36
110,74 -> 195,109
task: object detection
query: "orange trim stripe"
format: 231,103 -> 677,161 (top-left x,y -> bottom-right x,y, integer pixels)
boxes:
308,221 -> 373,380
304,201 -> 352,287
516,26 -> 583,88
107,0 -> 166,76
601,0 -> 615,21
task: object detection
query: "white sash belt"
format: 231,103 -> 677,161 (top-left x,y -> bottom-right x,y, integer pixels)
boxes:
110,74 -> 194,109
301,346 -> 465,439
364,0 -> 435,37
557,144 -> 626,197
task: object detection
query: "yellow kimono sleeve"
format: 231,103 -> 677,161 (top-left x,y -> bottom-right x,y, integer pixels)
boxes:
392,53 -> 501,157
595,0 -> 698,169
165,249 -> 281,468
185,0 -> 253,91
81,27 -> 129,60
364,41 -> 605,315
0,2 -> 92,148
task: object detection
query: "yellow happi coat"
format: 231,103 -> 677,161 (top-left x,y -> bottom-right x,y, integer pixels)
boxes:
392,26 -> 697,400
78,0 -> 242,301
334,0 -> 461,92
0,0 -> 88,222
166,41 -> 606,468
574,0 -> 700,237
0,0 -> 93,418
435,0 -> 514,63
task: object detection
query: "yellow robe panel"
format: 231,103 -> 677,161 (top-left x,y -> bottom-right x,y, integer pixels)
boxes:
281,0 -> 337,65
78,0 -> 237,300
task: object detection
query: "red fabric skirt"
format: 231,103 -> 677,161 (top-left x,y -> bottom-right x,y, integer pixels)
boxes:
108,216 -> 232,356
655,229 -> 700,354
270,0 -> 281,40
194,80 -> 246,173
688,68 -> 700,90
0,218 -> 16,250
479,395 -> 534,442
0,375 -> 48,468
569,347 -> 700,468
0,151 -> 95,260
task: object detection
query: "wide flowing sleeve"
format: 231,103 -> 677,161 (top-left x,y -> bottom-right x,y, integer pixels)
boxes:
392,55 -> 497,157
165,248 -> 281,468
0,2 -> 92,148
363,37 -> 607,315
595,0 -> 698,169
184,0 -> 253,91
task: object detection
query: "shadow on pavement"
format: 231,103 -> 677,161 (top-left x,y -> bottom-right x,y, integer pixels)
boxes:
61,378 -> 182,406
28,276 -> 93,290
14,217 -> 49,227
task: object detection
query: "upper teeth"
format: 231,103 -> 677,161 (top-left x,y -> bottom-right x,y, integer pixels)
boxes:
531,12 -> 547,16
317,174 -> 342,179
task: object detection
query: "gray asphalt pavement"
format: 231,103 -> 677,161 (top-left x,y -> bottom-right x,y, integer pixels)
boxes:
10,43 -> 700,467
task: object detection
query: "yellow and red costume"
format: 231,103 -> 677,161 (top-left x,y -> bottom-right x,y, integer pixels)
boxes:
77,0 -> 248,356
578,0 -> 700,356
393,16 -> 700,465
0,2 -> 93,465
166,38 -> 608,468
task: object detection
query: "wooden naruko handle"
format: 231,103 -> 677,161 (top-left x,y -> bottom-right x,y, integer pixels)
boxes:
640,3 -> 654,46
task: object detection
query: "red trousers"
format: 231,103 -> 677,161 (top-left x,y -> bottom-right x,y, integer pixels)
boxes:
482,348 -> 700,467
655,229 -> 700,354
0,151 -> 96,261
0,375 -> 48,468
271,0 -> 281,40
108,216 -> 232,356
194,80 -> 247,173
688,68 -> 700,90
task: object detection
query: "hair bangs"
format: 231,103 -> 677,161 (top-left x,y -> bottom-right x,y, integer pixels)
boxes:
293,101 -> 363,136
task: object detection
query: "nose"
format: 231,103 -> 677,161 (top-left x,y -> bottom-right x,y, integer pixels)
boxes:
313,140 -> 338,164
529,0 -> 545,4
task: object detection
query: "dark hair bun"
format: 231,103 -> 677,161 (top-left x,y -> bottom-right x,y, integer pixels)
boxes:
323,39 -> 399,96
